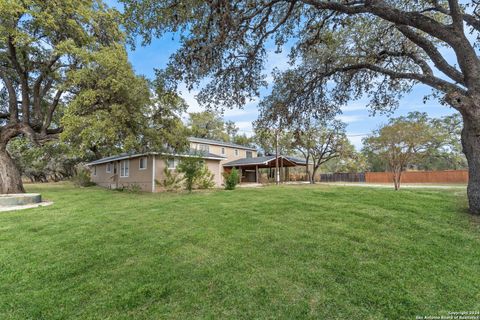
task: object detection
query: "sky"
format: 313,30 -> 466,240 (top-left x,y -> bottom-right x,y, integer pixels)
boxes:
122,11 -> 458,150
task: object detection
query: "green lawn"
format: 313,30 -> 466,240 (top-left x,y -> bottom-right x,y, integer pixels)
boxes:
1,183 -> 479,319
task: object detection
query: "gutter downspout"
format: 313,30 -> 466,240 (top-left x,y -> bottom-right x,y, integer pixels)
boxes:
151,154 -> 156,193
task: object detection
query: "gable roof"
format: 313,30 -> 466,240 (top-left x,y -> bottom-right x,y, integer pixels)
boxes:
188,137 -> 257,151
223,155 -> 307,167
86,150 -> 225,166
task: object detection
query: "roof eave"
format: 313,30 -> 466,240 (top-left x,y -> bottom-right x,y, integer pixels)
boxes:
86,151 -> 225,166
188,137 -> 257,151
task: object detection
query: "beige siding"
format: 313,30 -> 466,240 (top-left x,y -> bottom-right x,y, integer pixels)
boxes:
153,156 -> 222,192
90,140 -> 255,192
205,159 -> 223,186
91,163 -> 115,189
190,142 -> 258,185
190,142 -> 257,163
90,156 -> 154,192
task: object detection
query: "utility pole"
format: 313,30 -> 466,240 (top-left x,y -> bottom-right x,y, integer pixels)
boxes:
275,127 -> 280,185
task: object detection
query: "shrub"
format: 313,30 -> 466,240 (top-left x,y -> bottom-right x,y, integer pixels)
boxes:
126,183 -> 142,193
194,165 -> 215,190
72,168 -> 95,187
160,167 -> 184,192
224,167 -> 239,190
177,156 -> 205,192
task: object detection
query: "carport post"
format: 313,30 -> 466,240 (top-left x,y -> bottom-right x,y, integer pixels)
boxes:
256,165 -> 259,183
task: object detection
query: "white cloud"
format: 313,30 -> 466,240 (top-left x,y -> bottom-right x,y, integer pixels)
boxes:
235,121 -> 254,137
341,101 -> 368,112
177,83 -> 202,114
336,115 -> 365,123
347,135 -> 365,150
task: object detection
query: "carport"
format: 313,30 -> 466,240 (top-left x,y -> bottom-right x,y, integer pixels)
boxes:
223,155 -> 307,183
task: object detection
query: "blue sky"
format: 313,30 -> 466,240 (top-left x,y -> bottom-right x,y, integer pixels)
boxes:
123,16 -> 458,150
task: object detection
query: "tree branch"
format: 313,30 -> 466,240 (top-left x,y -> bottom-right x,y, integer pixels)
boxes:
41,90 -> 63,135
7,35 -> 30,123
33,54 -> 60,123
326,62 -> 466,96
447,0 -> 464,29
395,25 -> 464,84
0,70 -> 19,121
300,0 -> 455,44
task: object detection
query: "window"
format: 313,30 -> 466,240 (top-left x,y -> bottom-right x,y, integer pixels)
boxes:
246,151 -> 253,158
167,158 -> 178,169
106,163 -> 112,173
120,160 -> 129,177
221,147 -> 226,155
198,144 -> 209,153
93,165 -> 97,176
139,157 -> 147,170
234,149 -> 239,156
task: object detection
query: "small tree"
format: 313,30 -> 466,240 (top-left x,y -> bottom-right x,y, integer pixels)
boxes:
363,113 -> 439,190
176,156 -> 206,192
160,166 -> 183,192
194,165 -> 215,190
294,120 -> 350,184
224,168 -> 239,190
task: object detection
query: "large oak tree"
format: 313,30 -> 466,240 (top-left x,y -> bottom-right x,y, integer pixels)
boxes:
122,0 -> 480,214
0,0 -> 187,193
0,0 -> 125,193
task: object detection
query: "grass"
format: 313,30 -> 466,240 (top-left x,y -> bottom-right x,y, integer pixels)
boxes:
1,183 -> 479,319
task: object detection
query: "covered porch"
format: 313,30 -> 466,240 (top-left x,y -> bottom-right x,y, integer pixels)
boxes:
223,155 -> 308,184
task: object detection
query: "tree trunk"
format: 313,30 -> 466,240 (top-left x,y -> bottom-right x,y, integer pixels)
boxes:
0,144 -> 25,194
461,112 -> 480,214
311,166 -> 319,184
392,168 -> 401,191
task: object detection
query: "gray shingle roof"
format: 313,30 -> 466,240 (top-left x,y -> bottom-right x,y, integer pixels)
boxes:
223,155 -> 307,167
86,149 -> 225,166
188,137 -> 257,151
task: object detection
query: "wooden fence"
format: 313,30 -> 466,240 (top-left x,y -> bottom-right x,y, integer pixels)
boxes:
320,173 -> 366,183
365,170 -> 468,184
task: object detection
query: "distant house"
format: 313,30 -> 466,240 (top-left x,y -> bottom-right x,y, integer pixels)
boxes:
86,137 -> 306,192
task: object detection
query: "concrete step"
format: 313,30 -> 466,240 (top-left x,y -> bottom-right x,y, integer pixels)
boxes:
0,194 -> 42,206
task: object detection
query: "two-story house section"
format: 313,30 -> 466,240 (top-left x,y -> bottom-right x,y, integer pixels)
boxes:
188,137 -> 257,164
87,136 -> 306,192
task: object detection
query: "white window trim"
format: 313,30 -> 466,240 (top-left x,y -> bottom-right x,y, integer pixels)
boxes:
120,160 -> 129,178
221,147 -> 226,155
167,158 -> 178,170
106,163 -> 112,173
234,149 -> 239,156
139,157 -> 147,170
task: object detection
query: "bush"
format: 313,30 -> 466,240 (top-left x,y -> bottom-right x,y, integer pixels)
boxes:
126,183 -> 142,193
160,167 -> 183,192
224,167 -> 239,190
176,157 -> 216,192
72,168 -> 95,187
194,165 -> 215,190
177,156 -> 205,192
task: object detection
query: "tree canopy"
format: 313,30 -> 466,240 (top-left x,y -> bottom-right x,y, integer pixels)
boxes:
0,0 -> 188,193
363,112 -> 442,190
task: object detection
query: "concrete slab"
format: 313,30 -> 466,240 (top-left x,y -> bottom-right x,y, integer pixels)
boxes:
0,193 -> 41,206
0,201 -> 53,212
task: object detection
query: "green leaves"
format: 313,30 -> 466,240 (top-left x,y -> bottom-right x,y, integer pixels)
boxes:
361,112 -> 463,172
176,156 -> 211,192
61,44 -> 189,159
